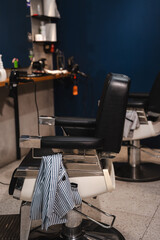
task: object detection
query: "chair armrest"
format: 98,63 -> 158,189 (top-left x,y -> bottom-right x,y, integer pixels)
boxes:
19,135 -> 103,150
55,117 -> 96,127
39,115 -> 96,128
41,136 -> 102,149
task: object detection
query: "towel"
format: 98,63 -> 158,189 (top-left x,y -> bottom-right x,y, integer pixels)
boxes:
30,153 -> 81,230
123,111 -> 140,138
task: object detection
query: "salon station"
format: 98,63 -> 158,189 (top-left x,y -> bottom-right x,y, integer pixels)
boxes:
0,1 -> 160,240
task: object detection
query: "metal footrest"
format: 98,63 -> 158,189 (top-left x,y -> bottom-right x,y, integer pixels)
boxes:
74,200 -> 116,229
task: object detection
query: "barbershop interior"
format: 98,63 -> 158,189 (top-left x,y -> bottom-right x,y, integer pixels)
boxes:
0,0 -> 160,240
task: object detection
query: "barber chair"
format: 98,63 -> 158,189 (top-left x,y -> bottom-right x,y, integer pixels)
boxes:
9,73 -> 130,240
114,72 -> 160,182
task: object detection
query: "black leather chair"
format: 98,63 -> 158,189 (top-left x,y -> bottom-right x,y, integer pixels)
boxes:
10,73 -> 130,240
114,72 -> 160,182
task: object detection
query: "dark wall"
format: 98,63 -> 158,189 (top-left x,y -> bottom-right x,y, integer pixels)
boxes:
55,0 -> 160,120
0,0 -> 31,68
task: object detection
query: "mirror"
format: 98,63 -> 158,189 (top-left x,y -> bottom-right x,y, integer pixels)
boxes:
0,0 -> 32,68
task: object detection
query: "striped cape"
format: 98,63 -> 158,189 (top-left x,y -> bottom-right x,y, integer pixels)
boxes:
30,153 -> 81,230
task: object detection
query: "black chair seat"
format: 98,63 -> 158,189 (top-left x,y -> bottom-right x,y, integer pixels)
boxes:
41,136 -> 103,149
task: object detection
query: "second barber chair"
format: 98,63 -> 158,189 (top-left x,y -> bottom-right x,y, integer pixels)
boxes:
114,72 -> 160,182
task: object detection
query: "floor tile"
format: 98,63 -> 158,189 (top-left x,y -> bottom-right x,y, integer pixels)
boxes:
95,181 -> 160,217
82,197 -> 151,240
0,160 -> 21,183
142,204 -> 160,240
0,160 -> 22,215
110,211 -> 150,240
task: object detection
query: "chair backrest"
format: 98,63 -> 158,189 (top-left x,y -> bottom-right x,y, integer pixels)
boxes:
148,72 -> 160,114
95,73 -> 130,153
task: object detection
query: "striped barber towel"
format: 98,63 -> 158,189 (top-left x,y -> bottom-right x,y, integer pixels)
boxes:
123,110 -> 140,138
30,153 -> 81,230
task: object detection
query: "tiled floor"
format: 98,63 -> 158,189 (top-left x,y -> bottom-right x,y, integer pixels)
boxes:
0,147 -> 160,240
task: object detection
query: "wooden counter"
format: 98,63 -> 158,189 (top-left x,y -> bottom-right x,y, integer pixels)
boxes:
0,72 -> 71,88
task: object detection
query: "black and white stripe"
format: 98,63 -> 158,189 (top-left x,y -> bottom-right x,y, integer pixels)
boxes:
30,153 -> 82,230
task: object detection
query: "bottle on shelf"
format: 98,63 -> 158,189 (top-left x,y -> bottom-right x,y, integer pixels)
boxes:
40,21 -> 46,41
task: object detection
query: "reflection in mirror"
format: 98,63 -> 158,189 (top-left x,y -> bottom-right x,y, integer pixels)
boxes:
0,0 -> 32,68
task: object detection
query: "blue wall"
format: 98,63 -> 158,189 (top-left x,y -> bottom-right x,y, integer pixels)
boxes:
0,0 -> 31,68
55,0 -> 160,120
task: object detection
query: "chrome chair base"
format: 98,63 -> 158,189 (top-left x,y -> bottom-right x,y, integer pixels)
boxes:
114,162 -> 160,182
28,220 -> 125,240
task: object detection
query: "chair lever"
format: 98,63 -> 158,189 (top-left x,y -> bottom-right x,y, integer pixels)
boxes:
73,200 -> 116,229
